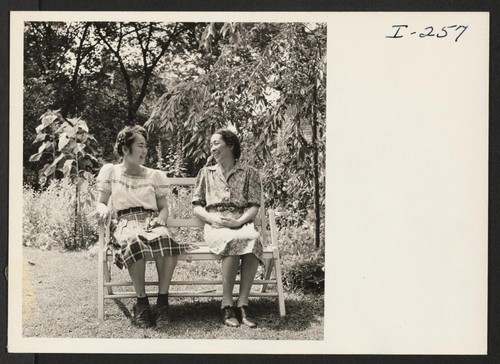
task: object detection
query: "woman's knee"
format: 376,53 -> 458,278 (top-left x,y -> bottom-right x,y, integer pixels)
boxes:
155,255 -> 178,267
128,258 -> 146,272
241,253 -> 258,263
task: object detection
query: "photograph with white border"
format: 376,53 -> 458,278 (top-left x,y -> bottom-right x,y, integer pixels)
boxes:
9,11 -> 487,355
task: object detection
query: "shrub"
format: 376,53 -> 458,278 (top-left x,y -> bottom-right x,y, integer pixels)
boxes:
283,258 -> 324,294
275,210 -> 325,294
23,178 -> 98,250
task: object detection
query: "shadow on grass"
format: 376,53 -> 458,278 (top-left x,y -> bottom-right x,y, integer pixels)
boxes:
113,298 -> 133,320
109,295 -> 323,333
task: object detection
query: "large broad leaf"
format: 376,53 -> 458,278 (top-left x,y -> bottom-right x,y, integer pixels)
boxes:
58,133 -> 70,151
54,121 -> 72,134
79,159 -> 93,169
33,133 -> 46,144
65,139 -> 77,153
39,112 -> 58,129
62,159 -> 75,176
44,163 -> 58,177
38,141 -> 53,153
53,154 -> 65,165
66,125 -> 78,139
44,154 -> 65,176
35,124 -> 45,134
29,152 -> 42,162
76,119 -> 89,133
66,117 -> 78,126
74,143 -> 86,155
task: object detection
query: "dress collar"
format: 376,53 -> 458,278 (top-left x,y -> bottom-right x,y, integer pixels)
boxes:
207,161 -> 244,181
119,163 -> 147,178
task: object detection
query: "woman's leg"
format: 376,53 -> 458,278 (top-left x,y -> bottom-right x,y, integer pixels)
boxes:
128,259 -> 153,327
221,256 -> 240,327
237,253 -> 259,307
235,253 -> 259,328
154,255 -> 178,328
221,256 -> 240,307
155,255 -> 178,294
128,259 -> 147,297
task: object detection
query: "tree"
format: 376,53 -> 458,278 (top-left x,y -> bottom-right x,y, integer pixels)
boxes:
23,21 -> 206,185
147,22 -> 326,247
93,22 -> 202,124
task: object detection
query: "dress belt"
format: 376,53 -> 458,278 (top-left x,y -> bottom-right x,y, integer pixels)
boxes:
207,205 -> 245,213
117,207 -> 154,217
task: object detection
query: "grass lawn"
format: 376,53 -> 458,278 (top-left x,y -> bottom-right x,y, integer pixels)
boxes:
22,247 -> 324,340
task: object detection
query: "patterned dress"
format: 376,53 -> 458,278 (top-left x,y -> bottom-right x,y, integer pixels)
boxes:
192,162 -> 264,263
96,163 -> 197,269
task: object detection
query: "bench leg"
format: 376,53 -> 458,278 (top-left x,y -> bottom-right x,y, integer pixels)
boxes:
98,245 -> 113,320
98,259 -> 104,320
104,260 -> 113,295
273,255 -> 286,317
260,259 -> 274,293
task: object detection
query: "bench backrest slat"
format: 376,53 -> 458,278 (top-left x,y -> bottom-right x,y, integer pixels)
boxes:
167,177 -> 198,185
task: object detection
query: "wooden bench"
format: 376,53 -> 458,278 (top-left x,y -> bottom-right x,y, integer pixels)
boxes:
97,177 -> 286,320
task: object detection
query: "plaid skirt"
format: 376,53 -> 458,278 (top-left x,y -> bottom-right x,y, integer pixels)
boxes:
110,210 -> 197,269
204,210 -> 263,264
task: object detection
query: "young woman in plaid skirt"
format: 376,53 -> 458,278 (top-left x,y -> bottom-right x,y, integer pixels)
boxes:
95,125 -> 196,329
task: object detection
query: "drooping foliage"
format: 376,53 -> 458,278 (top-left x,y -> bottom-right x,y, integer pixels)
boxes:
147,22 -> 326,245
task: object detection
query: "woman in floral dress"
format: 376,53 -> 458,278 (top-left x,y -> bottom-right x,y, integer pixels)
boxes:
95,125 -> 196,329
192,129 -> 263,328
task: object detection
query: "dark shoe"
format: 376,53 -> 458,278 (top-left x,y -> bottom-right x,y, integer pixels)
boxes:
155,304 -> 171,330
132,302 -> 153,328
222,305 -> 240,327
236,305 -> 257,328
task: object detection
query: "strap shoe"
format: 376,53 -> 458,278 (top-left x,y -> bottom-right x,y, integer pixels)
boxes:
132,301 -> 153,328
155,304 -> 171,330
222,305 -> 240,327
236,305 -> 257,328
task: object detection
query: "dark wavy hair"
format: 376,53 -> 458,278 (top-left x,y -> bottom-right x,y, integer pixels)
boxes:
114,125 -> 148,157
214,128 -> 241,160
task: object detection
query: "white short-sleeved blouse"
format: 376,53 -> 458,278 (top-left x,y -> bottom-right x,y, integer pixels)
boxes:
96,163 -> 169,211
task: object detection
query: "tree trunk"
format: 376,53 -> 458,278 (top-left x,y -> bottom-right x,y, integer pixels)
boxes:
74,181 -> 79,249
312,83 -> 321,248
